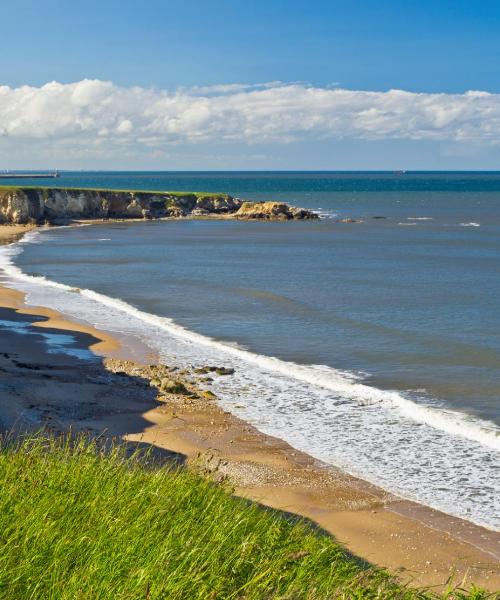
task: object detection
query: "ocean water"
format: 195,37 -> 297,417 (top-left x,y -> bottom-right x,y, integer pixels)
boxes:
1,171 -> 499,529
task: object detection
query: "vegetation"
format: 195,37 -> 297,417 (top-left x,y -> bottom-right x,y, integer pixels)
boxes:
0,435 -> 493,599
0,185 -> 230,198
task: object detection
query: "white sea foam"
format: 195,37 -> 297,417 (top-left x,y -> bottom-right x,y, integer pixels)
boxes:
316,210 -> 338,219
1,228 -> 499,530
460,222 -> 481,227
407,216 -> 433,221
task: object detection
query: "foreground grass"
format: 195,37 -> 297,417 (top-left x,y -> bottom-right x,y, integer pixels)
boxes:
0,436 -> 492,599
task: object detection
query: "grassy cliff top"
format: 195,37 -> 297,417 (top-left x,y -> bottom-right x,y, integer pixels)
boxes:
0,434 -> 470,599
0,186 -> 231,198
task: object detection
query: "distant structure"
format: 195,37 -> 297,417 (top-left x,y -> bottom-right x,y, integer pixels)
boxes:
0,170 -> 60,180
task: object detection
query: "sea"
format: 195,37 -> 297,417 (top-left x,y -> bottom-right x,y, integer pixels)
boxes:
0,171 -> 499,530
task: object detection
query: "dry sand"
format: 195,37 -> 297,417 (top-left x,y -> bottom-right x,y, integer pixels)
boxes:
0,223 -> 498,592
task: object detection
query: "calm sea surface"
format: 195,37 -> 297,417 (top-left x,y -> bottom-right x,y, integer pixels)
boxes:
2,172 -> 499,529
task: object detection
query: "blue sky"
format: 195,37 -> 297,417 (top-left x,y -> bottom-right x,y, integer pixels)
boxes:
2,1 -> 500,169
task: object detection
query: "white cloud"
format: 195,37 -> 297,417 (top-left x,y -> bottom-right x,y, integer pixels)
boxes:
116,119 -> 133,134
1,79 -> 500,160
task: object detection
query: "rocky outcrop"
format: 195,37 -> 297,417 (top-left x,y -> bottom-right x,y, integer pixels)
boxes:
0,188 -> 318,224
235,201 -> 318,220
194,195 -> 242,214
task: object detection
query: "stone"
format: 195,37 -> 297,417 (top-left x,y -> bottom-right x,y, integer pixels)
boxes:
164,207 -> 185,218
159,378 -> 190,395
215,367 -> 235,376
194,366 -> 234,375
125,199 -> 144,217
235,201 -> 318,220
195,195 -> 242,214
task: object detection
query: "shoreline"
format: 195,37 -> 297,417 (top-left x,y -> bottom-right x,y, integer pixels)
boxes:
0,224 -> 499,591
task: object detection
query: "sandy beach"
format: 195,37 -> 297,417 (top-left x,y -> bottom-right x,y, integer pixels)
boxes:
0,224 -> 499,593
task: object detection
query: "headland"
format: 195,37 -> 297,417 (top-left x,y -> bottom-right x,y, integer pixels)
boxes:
0,186 -> 318,224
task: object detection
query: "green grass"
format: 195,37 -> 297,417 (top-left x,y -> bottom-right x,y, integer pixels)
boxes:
0,185 -> 229,198
0,435 -> 493,599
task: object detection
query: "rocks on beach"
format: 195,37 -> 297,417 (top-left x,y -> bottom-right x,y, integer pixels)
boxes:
158,379 -> 191,395
104,359 -> 225,405
194,366 -> 235,376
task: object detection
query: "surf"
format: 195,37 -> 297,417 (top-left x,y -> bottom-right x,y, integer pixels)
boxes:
1,226 -> 499,531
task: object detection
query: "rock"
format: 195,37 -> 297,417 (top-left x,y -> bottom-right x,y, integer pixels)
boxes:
290,207 -> 318,219
164,206 -> 185,218
194,366 -> 234,375
195,195 -> 242,214
194,367 -> 212,374
201,390 -> 217,400
215,367 -> 235,376
159,378 -> 190,395
372,216 -> 387,219
238,201 -> 292,220
174,194 -> 197,210
125,199 -> 144,217
235,201 -> 318,221
0,189 -> 43,223
149,378 -> 161,388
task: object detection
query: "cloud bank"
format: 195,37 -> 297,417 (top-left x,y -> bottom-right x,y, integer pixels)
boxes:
0,79 -> 499,162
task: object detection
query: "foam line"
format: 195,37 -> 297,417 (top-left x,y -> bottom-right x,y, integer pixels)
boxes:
1,229 -> 499,453
1,227 -> 499,530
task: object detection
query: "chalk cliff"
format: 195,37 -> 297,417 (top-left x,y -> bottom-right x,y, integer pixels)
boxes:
0,188 -> 318,224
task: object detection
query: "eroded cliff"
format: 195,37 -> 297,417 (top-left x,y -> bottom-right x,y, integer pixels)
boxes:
0,188 -> 318,224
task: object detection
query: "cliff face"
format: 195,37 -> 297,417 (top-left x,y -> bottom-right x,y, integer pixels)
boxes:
0,188 -> 317,224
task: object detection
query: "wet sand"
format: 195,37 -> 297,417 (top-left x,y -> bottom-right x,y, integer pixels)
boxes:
0,224 -> 499,592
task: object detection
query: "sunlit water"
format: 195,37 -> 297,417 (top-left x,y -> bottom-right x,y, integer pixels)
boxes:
1,171 -> 499,529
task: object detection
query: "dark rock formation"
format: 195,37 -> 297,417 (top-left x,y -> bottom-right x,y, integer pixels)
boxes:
193,366 -> 235,376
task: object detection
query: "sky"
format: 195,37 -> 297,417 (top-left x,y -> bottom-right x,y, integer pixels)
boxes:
2,0 -> 500,170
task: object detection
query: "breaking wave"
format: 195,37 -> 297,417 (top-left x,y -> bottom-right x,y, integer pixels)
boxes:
1,227 -> 499,530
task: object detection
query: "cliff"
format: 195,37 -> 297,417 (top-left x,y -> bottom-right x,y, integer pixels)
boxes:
0,187 -> 318,224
